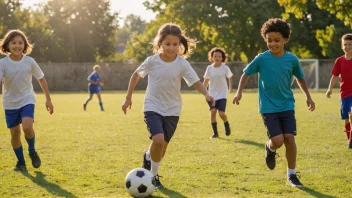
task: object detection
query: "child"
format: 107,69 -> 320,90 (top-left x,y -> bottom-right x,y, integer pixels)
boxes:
326,33 -> 352,149
83,64 -> 104,111
0,29 -> 54,171
122,23 -> 215,189
203,47 -> 233,138
232,18 -> 315,187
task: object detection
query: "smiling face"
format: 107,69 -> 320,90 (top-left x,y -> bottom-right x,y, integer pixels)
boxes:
160,35 -> 180,62
342,39 -> 352,55
265,32 -> 288,57
8,35 -> 25,59
212,52 -> 223,65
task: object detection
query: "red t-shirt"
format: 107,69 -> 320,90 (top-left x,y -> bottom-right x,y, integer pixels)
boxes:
332,56 -> 352,99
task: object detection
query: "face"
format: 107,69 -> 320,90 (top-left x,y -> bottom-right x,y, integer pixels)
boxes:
212,52 -> 223,64
342,39 -> 352,54
8,35 -> 25,57
94,67 -> 100,73
160,35 -> 180,60
265,32 -> 288,56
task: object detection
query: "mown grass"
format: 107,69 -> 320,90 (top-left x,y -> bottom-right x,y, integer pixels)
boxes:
0,91 -> 350,198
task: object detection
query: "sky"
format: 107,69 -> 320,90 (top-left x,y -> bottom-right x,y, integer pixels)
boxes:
21,0 -> 157,26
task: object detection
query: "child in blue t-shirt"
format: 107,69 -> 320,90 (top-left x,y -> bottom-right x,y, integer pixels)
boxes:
233,18 -> 315,188
83,65 -> 104,111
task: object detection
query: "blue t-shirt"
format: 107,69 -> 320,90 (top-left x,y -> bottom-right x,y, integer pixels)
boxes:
88,72 -> 100,88
243,50 -> 305,113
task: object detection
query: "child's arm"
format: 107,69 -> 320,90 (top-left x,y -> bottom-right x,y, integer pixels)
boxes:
37,78 -> 54,114
233,73 -> 249,105
122,72 -> 141,114
296,78 -> 315,111
203,79 -> 209,89
326,75 -> 339,98
228,77 -> 233,93
193,81 -> 215,106
87,78 -> 98,85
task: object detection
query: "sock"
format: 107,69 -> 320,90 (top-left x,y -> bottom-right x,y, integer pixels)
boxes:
99,102 -> 104,110
151,159 -> 161,176
266,141 -> 276,152
145,150 -> 151,161
13,146 -> 25,163
224,121 -> 230,130
345,123 -> 350,141
211,122 -> 218,134
287,168 -> 296,176
25,136 -> 36,155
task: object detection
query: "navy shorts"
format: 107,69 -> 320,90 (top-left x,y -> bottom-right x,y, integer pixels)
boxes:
5,104 -> 35,128
89,86 -> 101,94
261,110 -> 296,139
144,111 -> 179,143
340,96 -> 352,119
207,99 -> 227,112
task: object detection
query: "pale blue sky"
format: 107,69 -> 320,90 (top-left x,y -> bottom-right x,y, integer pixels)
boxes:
21,0 -> 157,26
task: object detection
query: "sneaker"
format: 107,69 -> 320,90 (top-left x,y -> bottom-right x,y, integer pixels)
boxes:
13,161 -> 27,171
348,141 -> 352,149
210,133 -> 219,139
287,174 -> 304,188
225,127 -> 231,136
29,152 -> 41,168
154,175 -> 163,189
265,143 -> 277,170
142,151 -> 151,171
83,104 -> 86,111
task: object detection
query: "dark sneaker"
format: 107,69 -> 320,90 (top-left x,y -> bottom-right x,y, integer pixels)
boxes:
154,175 -> 163,189
225,127 -> 231,136
29,152 -> 41,168
348,141 -> 352,149
287,174 -> 303,188
83,104 -> 86,111
13,161 -> 27,171
210,133 -> 219,139
142,151 -> 151,171
265,143 -> 277,170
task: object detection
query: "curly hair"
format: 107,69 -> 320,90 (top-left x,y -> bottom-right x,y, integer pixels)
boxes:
260,18 -> 291,40
207,47 -> 228,63
0,29 -> 33,55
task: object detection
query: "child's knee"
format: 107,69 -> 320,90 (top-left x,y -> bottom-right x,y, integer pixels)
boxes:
283,134 -> 295,145
218,111 -> 226,118
271,136 -> 284,148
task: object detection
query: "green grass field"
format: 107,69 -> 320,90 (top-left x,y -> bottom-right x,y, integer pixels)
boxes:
0,91 -> 351,198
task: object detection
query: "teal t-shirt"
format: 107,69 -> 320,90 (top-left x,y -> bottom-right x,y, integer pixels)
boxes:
244,50 -> 305,113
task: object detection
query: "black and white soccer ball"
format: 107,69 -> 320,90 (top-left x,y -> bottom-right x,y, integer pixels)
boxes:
125,168 -> 156,197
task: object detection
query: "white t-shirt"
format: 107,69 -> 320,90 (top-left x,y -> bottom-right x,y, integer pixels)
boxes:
136,54 -> 200,116
0,56 -> 44,109
204,64 -> 233,100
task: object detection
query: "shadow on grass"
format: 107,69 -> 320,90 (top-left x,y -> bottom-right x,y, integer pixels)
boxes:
299,187 -> 336,198
221,138 -> 265,149
157,186 -> 187,198
20,171 -> 77,198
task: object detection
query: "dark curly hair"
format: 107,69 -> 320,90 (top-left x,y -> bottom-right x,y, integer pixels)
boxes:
260,18 -> 291,40
207,47 -> 228,63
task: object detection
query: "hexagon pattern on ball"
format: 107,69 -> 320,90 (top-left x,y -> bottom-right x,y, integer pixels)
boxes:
125,168 -> 156,197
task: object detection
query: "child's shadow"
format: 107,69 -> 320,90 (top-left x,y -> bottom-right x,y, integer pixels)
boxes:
157,187 -> 188,198
300,187 -> 336,198
20,171 -> 77,198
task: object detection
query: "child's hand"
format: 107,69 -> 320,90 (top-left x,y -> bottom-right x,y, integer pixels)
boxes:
205,94 -> 215,107
99,82 -> 104,86
307,97 -> 315,111
326,89 -> 332,98
122,99 -> 132,115
233,92 -> 242,105
46,100 -> 54,114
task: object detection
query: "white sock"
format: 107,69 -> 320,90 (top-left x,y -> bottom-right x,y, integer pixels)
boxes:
151,159 -> 161,176
145,150 -> 151,161
287,168 -> 296,176
266,141 -> 276,152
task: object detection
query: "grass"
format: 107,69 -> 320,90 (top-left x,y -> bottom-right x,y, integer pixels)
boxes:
0,90 -> 351,198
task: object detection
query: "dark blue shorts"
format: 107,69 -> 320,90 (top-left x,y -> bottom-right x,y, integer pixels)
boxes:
144,111 -> 179,143
89,86 -> 101,94
261,110 -> 296,139
5,104 -> 35,128
207,99 -> 227,112
340,96 -> 352,119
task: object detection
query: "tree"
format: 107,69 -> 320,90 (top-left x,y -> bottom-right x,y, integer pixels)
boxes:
124,14 -> 147,34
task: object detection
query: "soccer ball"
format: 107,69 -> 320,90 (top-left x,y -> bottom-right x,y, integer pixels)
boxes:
125,168 -> 156,197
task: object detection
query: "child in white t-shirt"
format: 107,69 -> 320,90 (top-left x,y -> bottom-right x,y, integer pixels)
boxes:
0,29 -> 54,171
122,23 -> 215,189
203,47 -> 233,138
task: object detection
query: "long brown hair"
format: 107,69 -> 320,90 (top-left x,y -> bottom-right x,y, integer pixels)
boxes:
0,29 -> 33,55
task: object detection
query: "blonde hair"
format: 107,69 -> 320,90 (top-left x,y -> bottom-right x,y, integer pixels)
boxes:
0,29 -> 33,55
93,65 -> 100,70
152,23 -> 197,57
